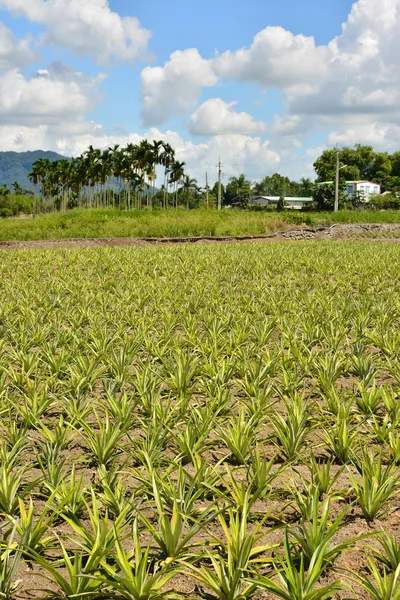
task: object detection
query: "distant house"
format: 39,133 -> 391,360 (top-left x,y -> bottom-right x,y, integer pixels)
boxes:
250,196 -> 314,210
318,180 -> 381,201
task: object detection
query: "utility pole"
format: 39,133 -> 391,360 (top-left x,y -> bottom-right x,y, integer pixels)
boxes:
217,158 -> 222,211
205,172 -> 209,209
334,148 -> 340,213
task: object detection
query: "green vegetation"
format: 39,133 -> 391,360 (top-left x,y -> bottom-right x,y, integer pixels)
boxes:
0,150 -> 65,190
0,208 -> 313,240
0,186 -> 33,217
27,141 -> 188,212
3,208 -> 400,241
2,143 -> 400,217
0,242 -> 400,598
314,144 -> 400,192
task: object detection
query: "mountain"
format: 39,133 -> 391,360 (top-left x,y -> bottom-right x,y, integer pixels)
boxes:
0,150 -> 67,191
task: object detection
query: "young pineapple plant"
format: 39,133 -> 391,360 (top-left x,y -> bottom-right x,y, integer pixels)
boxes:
349,558 -> 400,600
80,412 -> 127,467
184,498 -> 273,600
139,471 -> 220,564
350,448 -> 399,522
0,522 -> 23,600
270,400 -> 311,462
250,530 -> 343,600
323,413 -> 360,464
32,543 -> 105,600
289,488 -> 368,570
100,519 -> 178,600
218,411 -> 263,465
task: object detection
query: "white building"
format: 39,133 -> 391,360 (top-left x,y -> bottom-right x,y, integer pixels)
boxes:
250,196 -> 314,210
346,181 -> 381,199
319,180 -> 381,201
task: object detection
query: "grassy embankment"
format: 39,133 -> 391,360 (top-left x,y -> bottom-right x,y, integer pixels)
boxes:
1,208 -> 400,241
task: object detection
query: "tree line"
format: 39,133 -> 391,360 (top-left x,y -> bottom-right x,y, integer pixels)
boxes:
28,140 -> 192,213
312,144 -> 400,210
2,142 -> 400,216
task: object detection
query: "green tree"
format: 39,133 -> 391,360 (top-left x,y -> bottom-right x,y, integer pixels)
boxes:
314,145 -> 393,185
312,180 -> 347,211
181,175 -> 199,210
169,161 -> 186,208
299,177 -> 314,197
225,174 -> 252,208
313,149 -> 359,183
253,173 -> 299,196
276,196 -> 285,211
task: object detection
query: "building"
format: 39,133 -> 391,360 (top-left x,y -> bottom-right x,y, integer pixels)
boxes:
318,180 -> 381,201
250,196 -> 314,210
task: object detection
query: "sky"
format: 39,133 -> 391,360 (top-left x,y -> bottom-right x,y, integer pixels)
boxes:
0,0 -> 399,184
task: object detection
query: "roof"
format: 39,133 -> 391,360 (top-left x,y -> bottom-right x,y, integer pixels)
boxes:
345,180 -> 381,185
252,196 -> 313,201
317,180 -> 381,186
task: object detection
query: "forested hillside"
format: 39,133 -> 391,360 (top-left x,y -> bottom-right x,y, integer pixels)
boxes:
0,150 -> 66,190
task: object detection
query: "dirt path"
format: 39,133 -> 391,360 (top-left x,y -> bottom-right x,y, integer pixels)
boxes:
1,223 -> 400,250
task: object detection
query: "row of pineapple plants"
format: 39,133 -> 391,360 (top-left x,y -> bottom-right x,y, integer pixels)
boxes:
0,242 -> 399,598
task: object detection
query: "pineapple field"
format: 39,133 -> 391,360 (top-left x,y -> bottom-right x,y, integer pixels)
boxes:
0,241 -> 399,599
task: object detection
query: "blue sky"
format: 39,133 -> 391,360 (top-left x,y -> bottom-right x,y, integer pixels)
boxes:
0,0 -> 399,183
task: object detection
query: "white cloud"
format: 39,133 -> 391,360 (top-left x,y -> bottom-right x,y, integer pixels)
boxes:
140,48 -> 217,125
0,22 -> 38,71
0,119 -> 282,183
213,26 -> 329,87
271,115 -> 303,135
189,98 -> 267,135
60,127 -> 281,184
289,0 -> 400,120
137,0 -> 400,157
2,0 -> 400,182
0,0 -> 151,64
0,62 -> 104,126
328,121 -> 400,149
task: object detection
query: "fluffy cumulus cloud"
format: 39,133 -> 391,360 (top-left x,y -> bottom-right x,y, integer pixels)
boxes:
137,26 -> 331,127
189,99 -> 267,136
141,49 -> 217,126
2,0 -> 400,179
0,62 -> 105,126
286,0 -> 400,143
213,26 -> 329,87
138,0 -> 400,153
0,119 -> 282,183
327,120 -> 400,149
213,0 -> 400,127
0,22 -> 38,71
65,128 -> 282,184
0,0 -> 151,64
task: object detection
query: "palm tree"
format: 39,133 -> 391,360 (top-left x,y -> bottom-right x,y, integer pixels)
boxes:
229,174 -> 252,208
12,182 -> 24,195
27,138 -> 181,213
181,175 -> 199,210
169,161 -> 186,208
160,143 -> 175,209
299,177 -> 314,197
149,140 -> 164,209
29,158 -> 53,210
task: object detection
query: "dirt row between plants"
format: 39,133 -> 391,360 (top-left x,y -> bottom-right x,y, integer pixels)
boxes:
2,223 -> 400,249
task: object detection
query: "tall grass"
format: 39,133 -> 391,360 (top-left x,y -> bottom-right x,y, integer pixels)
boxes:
0,208 -> 311,241
1,207 -> 400,241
